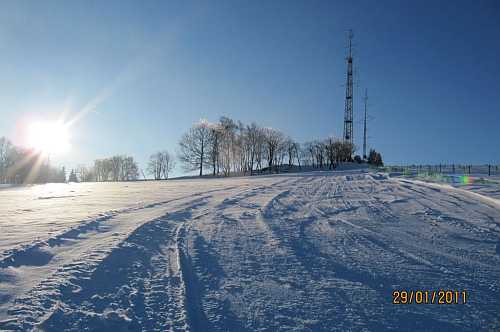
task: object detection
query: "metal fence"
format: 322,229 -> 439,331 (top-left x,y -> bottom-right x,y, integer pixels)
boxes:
383,164 -> 500,177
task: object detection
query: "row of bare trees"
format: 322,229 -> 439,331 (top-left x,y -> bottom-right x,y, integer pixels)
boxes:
1,136 -> 142,184
75,155 -> 139,182
178,118 -> 290,176
77,152 -> 178,182
1,115 -> 366,184
93,156 -> 139,181
178,117 -> 356,177
301,138 -> 355,169
0,137 -> 66,184
147,151 -> 175,180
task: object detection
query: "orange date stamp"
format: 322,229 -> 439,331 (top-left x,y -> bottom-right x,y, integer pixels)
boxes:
392,290 -> 467,304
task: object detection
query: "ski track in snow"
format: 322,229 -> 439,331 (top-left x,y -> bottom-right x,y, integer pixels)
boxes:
1,171 -> 499,331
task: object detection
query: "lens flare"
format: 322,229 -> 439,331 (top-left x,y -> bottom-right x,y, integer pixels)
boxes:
459,175 -> 473,185
26,121 -> 71,155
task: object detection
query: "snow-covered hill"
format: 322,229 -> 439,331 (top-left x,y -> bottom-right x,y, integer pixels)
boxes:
1,170 -> 499,331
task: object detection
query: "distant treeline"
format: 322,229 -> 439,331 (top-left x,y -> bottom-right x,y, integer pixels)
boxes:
70,116 -> 381,183
76,156 -> 140,182
0,137 -> 66,184
0,116 -> 383,184
0,136 -> 140,184
176,116 -> 382,177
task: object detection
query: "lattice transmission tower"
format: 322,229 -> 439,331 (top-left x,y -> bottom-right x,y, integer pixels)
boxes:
343,30 -> 354,145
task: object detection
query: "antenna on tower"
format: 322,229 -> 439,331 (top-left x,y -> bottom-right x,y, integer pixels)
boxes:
363,88 -> 368,160
343,30 -> 354,151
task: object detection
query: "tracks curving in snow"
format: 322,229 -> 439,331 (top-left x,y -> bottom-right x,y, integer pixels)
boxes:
1,172 -> 499,331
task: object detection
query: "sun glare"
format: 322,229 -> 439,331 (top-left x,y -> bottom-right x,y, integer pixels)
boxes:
27,121 -> 71,155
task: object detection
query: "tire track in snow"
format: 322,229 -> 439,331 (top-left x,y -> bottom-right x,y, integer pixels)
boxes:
2,196 -> 214,331
335,177 -> 498,279
1,181 -> 286,331
0,186 -> 241,268
258,173 -> 496,330
176,176 -> 315,331
384,181 -> 500,269
327,175 -> 500,330
0,186 -> 242,323
253,176 -> 374,330
2,172 -> 499,331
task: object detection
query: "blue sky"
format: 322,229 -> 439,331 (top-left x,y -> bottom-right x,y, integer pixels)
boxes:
0,0 -> 499,175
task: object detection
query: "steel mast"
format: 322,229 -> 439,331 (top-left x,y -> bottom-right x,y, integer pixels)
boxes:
343,30 -> 354,146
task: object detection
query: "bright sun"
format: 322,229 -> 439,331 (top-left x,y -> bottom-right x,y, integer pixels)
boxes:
27,121 -> 71,155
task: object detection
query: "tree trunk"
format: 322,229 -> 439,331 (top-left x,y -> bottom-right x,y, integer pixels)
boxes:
200,139 -> 204,177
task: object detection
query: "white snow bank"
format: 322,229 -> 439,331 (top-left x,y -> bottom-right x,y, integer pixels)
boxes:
1,172 -> 499,331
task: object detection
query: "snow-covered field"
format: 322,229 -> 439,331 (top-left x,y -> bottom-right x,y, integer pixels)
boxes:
1,170 -> 499,331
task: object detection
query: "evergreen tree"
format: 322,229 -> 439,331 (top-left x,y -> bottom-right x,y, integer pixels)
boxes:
68,169 -> 78,182
59,167 -> 67,183
368,149 -> 383,167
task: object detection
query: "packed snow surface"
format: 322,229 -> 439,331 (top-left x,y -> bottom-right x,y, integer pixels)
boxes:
0,170 -> 499,331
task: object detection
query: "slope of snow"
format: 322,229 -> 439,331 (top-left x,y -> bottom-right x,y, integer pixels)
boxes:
1,171 -> 499,331
390,172 -> 500,200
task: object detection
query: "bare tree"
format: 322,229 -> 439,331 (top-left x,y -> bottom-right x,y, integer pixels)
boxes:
324,139 -> 355,164
292,142 -> 301,168
0,137 -> 68,184
313,140 -> 325,168
276,138 -> 287,169
263,128 -> 285,172
177,116 -> 364,177
207,123 -> 222,176
284,137 -> 299,167
76,164 -> 95,182
0,137 -> 14,184
92,156 -> 138,182
325,137 -> 336,169
160,152 -> 175,179
235,121 -> 246,173
340,141 -> 355,162
110,156 -> 122,181
178,120 -> 211,176
254,128 -> 265,172
121,156 -> 139,181
303,141 -> 316,168
94,159 -> 112,181
218,117 -> 238,176
148,150 -> 175,180
148,152 -> 163,180
298,143 -> 311,167
243,123 -> 264,175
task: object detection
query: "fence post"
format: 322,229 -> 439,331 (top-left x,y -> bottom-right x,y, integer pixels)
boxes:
488,164 -> 491,176
468,165 -> 471,174
439,164 -> 442,173
452,164 -> 455,174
